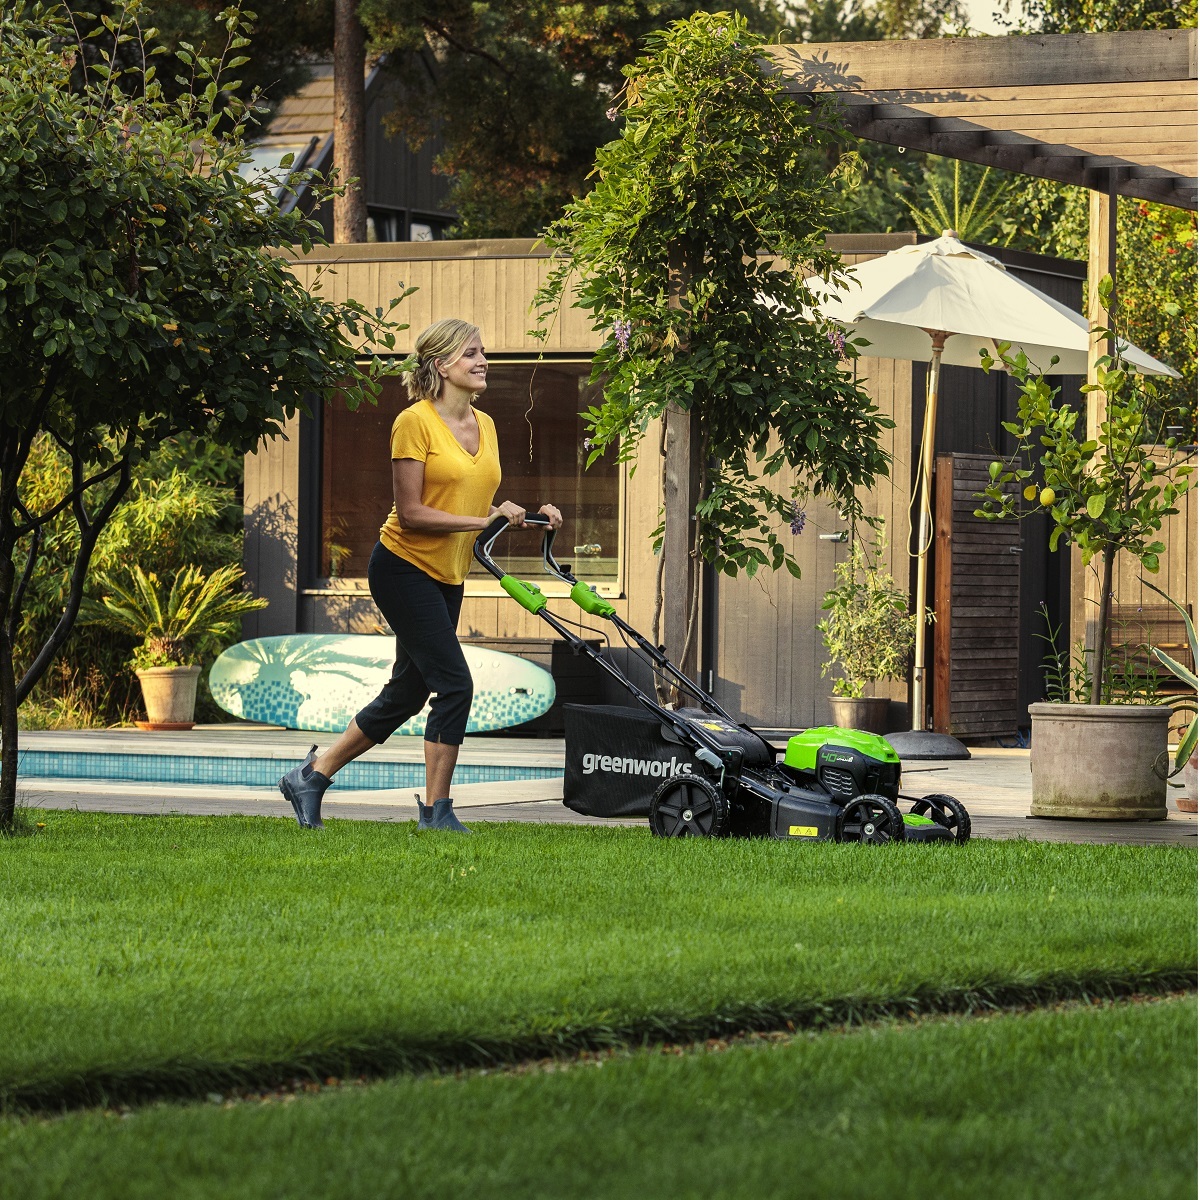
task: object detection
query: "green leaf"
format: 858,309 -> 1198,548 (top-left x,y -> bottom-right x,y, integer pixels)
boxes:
1085,494 -> 1106,519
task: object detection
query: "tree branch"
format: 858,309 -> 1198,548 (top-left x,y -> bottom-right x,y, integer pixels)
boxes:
8,500 -> 40,651
16,455 -> 134,705
420,18 -> 513,78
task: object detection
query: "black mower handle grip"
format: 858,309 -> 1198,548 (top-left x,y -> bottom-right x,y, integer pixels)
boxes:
473,511 -> 560,581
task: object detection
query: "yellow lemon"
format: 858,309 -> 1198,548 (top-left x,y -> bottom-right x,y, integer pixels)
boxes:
1039,487 -> 1056,507
1023,485 -> 1037,501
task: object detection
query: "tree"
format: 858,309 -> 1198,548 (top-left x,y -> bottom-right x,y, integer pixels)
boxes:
0,3 -> 405,829
533,12 -> 892,670
359,1 -> 795,238
976,305 -> 1194,704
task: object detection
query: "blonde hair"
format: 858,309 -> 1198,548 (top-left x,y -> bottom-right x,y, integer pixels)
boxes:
405,318 -> 482,402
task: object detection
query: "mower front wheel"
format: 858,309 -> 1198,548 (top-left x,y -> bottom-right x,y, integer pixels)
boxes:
649,775 -> 730,838
909,793 -> 971,843
836,794 -> 905,845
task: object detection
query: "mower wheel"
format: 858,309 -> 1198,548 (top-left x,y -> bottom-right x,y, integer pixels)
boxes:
909,793 -> 971,843
649,775 -> 730,838
836,794 -> 905,845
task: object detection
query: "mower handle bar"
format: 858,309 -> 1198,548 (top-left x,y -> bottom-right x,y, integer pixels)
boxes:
473,511 -> 574,583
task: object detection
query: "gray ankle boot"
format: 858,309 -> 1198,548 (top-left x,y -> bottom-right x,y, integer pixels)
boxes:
416,797 -> 472,833
279,745 -> 330,829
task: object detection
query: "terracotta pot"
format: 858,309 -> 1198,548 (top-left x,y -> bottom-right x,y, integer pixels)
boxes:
829,696 -> 890,735
1028,702 -> 1170,820
1175,749 -> 1198,814
135,665 -> 201,730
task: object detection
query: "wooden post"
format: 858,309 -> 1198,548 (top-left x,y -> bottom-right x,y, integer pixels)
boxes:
333,0 -> 367,244
662,243 -> 701,683
1075,174 -> 1118,675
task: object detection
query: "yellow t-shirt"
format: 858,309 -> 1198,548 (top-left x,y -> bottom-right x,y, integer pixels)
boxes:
379,399 -> 502,585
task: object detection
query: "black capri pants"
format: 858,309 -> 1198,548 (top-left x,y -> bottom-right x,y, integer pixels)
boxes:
354,541 -> 473,745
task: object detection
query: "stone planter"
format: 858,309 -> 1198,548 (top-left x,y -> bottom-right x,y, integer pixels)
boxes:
829,696 -> 890,735
1028,702 -> 1170,820
135,664 -> 201,730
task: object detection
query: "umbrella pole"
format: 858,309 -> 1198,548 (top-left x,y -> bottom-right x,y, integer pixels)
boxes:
911,331 -> 947,731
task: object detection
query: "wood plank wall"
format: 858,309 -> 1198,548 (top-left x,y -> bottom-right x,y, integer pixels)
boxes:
932,453 -> 1022,739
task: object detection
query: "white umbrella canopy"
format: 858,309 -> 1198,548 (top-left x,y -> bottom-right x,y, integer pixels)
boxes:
812,233 -> 1176,740
817,233 -> 1178,378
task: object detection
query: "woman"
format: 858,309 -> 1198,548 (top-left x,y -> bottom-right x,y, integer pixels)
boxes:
279,318 -> 562,832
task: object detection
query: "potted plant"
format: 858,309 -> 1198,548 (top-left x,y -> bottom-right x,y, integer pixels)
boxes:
86,564 -> 267,730
977,294 -> 1194,819
818,537 -> 917,734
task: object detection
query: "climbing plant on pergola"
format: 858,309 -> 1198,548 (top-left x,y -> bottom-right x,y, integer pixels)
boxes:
534,12 -> 893,672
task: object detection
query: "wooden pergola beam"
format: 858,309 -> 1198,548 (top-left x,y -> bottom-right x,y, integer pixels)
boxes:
764,30 -> 1198,210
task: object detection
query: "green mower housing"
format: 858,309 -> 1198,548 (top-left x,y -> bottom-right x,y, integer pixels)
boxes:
782,726 -> 902,804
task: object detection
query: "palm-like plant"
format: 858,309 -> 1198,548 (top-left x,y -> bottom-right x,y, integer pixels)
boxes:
85,564 -> 268,669
1144,580 -> 1198,776
902,161 -> 1017,247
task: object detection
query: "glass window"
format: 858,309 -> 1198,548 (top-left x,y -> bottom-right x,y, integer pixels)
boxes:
318,363 -> 620,592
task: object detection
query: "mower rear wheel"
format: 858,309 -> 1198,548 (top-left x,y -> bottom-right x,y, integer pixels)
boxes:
649,775 -> 730,838
836,794 -> 905,844
909,793 -> 971,843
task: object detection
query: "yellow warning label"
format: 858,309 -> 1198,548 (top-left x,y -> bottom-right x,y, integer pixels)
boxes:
788,825 -> 819,837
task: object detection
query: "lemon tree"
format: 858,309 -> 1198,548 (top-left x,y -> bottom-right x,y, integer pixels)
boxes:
975,292 -> 1194,705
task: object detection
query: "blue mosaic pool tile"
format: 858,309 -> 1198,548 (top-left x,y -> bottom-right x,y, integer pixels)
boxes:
14,750 -> 561,791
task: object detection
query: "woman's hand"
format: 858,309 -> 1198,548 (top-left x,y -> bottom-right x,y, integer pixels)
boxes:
538,504 -> 564,530
495,500 -> 527,527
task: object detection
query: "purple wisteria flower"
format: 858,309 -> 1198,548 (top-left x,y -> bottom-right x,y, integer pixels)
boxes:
612,318 -> 633,354
826,328 -> 846,358
606,106 -> 620,121
790,501 -> 807,536
583,438 -> 596,452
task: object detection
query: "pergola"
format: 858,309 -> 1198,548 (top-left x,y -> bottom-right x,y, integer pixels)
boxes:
659,31 -> 1197,715
750,31 -> 1196,731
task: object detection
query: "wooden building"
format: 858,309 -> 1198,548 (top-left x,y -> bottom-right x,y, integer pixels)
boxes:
243,236 -> 1195,737
245,61 -> 455,242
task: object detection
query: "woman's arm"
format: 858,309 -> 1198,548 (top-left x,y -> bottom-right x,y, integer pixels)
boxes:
393,459 -> 526,532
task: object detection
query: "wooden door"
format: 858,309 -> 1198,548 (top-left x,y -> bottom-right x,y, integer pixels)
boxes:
933,453 -> 1022,740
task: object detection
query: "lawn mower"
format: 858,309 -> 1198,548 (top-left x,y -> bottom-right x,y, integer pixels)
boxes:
474,514 -> 970,845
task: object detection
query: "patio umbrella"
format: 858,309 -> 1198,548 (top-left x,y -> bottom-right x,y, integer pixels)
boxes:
814,232 -> 1178,747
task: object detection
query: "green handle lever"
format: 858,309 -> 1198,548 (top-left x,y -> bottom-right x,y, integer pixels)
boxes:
500,575 -> 547,614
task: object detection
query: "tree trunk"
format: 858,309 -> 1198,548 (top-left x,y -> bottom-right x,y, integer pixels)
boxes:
660,241 -> 701,699
333,0 -> 368,244
1089,544 -> 1116,706
0,542 -> 16,831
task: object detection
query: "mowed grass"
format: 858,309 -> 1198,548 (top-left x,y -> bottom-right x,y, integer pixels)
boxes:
1,811 -> 1195,1105
2,998 -> 1194,1200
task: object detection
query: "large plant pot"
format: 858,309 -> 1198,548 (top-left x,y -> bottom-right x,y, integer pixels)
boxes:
1028,703 -> 1170,820
829,696 -> 890,735
135,665 -> 201,731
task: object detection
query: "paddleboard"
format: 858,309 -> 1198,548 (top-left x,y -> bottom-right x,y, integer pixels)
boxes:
209,634 -> 555,735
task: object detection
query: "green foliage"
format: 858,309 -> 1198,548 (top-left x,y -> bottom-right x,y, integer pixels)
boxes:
1143,580 -> 1198,774
16,434 -> 244,724
818,537 -> 917,698
900,160 -> 1018,246
0,2 -> 409,784
533,12 -> 893,581
365,1 -> 795,239
1035,602 -> 1162,705
83,562 -> 267,668
60,1 -> 335,121
975,301 -> 1194,700
1016,0 -> 1196,34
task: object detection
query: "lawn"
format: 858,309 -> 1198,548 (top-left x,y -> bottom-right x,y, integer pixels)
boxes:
2,997 -> 1194,1199
2,811 -> 1194,1108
